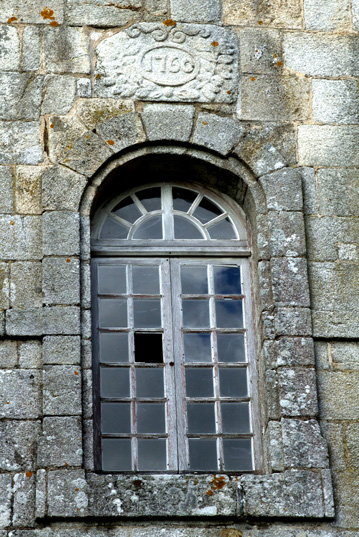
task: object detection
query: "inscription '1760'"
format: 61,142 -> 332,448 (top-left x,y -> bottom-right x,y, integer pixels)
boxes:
141,46 -> 199,86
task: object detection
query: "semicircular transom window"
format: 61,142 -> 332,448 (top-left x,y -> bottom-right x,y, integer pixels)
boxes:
93,185 -> 247,245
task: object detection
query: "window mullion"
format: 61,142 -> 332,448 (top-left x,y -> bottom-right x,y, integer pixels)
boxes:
162,185 -> 174,240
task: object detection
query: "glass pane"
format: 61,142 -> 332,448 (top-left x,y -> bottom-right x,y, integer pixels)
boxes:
100,217 -> 129,239
100,333 -> 129,363
184,333 -> 212,363
138,439 -> 167,471
132,266 -> 159,295
186,368 -> 213,398
208,218 -> 237,240
136,368 -> 164,398
133,216 -> 163,239
101,402 -> 131,434
187,403 -> 216,433
136,187 -> 162,212
214,266 -> 241,295
193,197 -> 222,223
172,187 -> 197,212
102,438 -> 132,471
217,334 -> 246,363
181,266 -> 208,295
99,298 -> 127,328
219,368 -> 248,398
223,439 -> 253,471
221,402 -> 251,434
133,299 -> 161,328
182,300 -> 209,328
101,367 -> 130,398
173,216 -> 203,239
215,299 -> 243,328
188,439 -> 218,471
113,197 -> 142,223
135,333 -> 163,363
98,265 -> 126,295
137,403 -> 166,433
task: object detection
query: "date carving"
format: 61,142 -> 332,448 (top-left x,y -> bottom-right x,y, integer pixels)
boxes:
141,46 -> 198,86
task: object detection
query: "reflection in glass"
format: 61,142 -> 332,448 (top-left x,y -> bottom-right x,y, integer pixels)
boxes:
221,402 -> 251,434
181,266 -> 208,295
215,299 -> 243,328
219,368 -> 248,398
112,197 -> 142,223
186,368 -> 213,398
172,187 -> 197,212
100,367 -> 130,398
174,216 -> 203,239
208,218 -> 236,240
133,216 -> 163,239
100,332 -> 129,363
189,439 -> 218,471
99,298 -> 127,328
193,197 -> 222,223
136,188 -> 161,212
184,333 -> 212,363
138,439 -> 167,471
187,403 -> 216,433
217,334 -> 246,363
101,402 -> 131,434
132,266 -> 159,295
133,299 -> 161,328
137,403 -> 166,433
100,218 -> 129,239
102,438 -> 132,471
182,299 -> 209,328
136,368 -> 164,398
98,265 -> 126,295
214,266 -> 241,295
223,438 -> 253,471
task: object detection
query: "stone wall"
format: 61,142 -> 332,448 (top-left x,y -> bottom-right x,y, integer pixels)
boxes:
0,0 -> 359,535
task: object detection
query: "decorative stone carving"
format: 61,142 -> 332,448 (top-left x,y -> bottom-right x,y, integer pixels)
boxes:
94,23 -> 238,103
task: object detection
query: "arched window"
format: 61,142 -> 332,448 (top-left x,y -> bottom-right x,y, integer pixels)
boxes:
91,183 -> 257,473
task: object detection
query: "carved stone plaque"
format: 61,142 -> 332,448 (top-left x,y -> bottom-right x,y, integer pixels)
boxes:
94,23 -> 239,103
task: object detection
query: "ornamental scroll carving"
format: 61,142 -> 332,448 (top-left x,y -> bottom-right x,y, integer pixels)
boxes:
94,23 -> 239,103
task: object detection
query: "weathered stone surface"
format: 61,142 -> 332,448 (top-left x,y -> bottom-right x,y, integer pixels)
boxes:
83,369 -> 93,419
60,131 -> 114,177
0,474 -> 12,528
268,211 -> 306,257
257,260 -> 273,309
43,336 -> 81,365
42,76 -> 77,115
318,371 -> 359,420
66,0 -> 141,27
35,469 -> 46,519
0,370 -> 41,418
15,165 -> 43,214
10,262 -> 42,308
306,216 -> 359,261
0,25 -> 20,71
83,418 -> 94,470
19,340 -> 42,369
47,469 -> 88,516
321,421 -> 346,472
0,121 -> 43,165
312,79 -> 359,124
337,243 -> 358,261
304,0 -> 351,30
42,166 -> 87,211
193,113 -> 243,155
97,113 -> 146,152
13,471 -> 36,526
6,309 -> 43,336
271,258 -> 310,307
301,167 -> 317,215
283,33 -> 359,77
44,26 -> 91,74
21,26 -> 41,71
316,168 -> 359,217
43,258 -> 80,305
313,310 -> 359,339
0,167 -> 13,213
276,337 -> 315,368
38,416 -> 83,467
223,0 -> 302,28
354,0 -> 359,30
43,365 -> 81,415
43,211 -> 80,256
275,307 -> 312,337
268,420 -> 284,471
0,262 -> 9,310
48,115 -> 87,165
142,104 -> 194,142
309,262 -> 359,313
95,24 -> 238,103
0,0 -> 64,23
170,0 -> 221,22
238,75 -> 310,121
235,138 -> 286,177
77,78 -> 91,98
239,28 -> 282,74
240,470 -> 325,517
0,420 -> 40,471
0,73 -> 43,120
282,419 -> 329,468
133,530 -> 221,537
0,340 -> 17,368
265,369 -> 279,419
335,471 -> 359,527
82,338 -> 92,369
76,98 -> 134,129
330,341 -> 359,370
278,368 -> 318,417
43,306 -> 81,335
260,168 -> 303,211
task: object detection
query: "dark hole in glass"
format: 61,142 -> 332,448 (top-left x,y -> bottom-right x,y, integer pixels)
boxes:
112,197 -> 142,223
172,187 -> 198,213
134,333 -> 163,363
136,188 -> 161,212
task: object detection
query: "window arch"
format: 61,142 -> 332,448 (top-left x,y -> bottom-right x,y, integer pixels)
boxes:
91,183 -> 258,473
